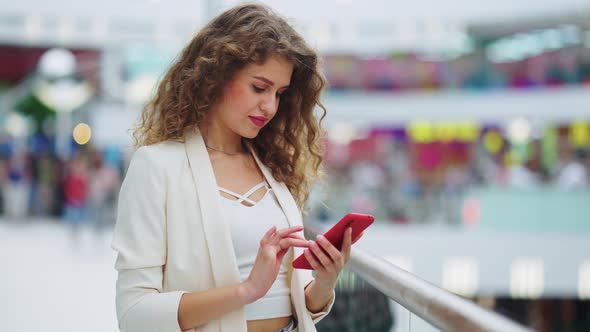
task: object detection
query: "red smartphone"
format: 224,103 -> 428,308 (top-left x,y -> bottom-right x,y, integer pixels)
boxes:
292,213 -> 374,270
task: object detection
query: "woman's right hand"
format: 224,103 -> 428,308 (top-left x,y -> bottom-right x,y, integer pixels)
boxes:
241,225 -> 309,302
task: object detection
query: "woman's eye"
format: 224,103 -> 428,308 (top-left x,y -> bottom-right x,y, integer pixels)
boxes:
253,86 -> 265,93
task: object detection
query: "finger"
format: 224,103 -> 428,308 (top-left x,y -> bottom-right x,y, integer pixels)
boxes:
309,240 -> 335,270
279,238 -> 310,250
352,231 -> 364,245
341,227 -> 352,261
304,248 -> 322,271
260,226 -> 277,245
315,234 -> 343,264
275,225 -> 304,238
285,234 -> 306,241
268,226 -> 302,245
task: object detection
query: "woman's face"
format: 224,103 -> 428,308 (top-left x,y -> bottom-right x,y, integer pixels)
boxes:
208,55 -> 294,139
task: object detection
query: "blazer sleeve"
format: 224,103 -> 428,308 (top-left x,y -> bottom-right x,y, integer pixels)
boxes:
111,146 -> 187,332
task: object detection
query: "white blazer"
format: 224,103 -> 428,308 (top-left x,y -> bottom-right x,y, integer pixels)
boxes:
111,128 -> 334,332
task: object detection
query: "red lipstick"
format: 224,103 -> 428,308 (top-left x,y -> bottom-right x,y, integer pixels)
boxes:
249,116 -> 268,127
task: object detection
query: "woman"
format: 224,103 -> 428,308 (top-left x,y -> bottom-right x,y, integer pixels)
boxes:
112,4 -> 360,332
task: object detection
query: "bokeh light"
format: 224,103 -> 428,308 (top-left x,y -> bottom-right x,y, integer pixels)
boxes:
72,123 -> 92,145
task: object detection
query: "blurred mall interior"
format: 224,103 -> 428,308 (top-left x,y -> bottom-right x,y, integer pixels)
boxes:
1,0 -> 590,331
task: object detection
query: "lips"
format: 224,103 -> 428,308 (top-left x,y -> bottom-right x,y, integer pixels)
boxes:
249,116 -> 268,127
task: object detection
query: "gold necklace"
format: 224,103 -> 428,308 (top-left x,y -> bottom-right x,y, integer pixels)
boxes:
205,144 -> 242,156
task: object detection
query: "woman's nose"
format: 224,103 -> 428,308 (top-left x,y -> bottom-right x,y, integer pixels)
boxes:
260,94 -> 279,114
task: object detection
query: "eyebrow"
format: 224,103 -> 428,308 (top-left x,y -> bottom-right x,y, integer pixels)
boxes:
253,76 -> 289,89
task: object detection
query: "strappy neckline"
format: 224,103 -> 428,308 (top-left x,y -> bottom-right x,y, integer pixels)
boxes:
218,181 -> 271,207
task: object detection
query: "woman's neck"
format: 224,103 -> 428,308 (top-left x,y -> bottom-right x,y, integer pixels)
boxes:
198,122 -> 244,155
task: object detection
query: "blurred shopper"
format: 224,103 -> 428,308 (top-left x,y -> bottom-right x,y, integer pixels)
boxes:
554,148 -> 588,190
0,159 -> 7,215
51,157 -> 67,217
507,163 -> 540,188
63,155 -> 89,235
350,160 -> 383,216
384,142 -> 413,223
442,164 -> 470,224
29,152 -> 57,216
111,4 -> 363,332
3,149 -> 31,220
507,156 -> 540,189
88,149 -> 120,233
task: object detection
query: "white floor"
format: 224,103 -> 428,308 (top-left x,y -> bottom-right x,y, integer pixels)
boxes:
0,219 -> 119,332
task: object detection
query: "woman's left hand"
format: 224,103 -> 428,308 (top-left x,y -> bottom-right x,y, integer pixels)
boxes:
303,227 -> 364,290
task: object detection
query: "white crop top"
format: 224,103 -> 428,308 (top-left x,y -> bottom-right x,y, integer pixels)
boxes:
219,181 -> 293,321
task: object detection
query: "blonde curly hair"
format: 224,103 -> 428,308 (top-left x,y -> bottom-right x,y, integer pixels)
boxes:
133,3 -> 327,209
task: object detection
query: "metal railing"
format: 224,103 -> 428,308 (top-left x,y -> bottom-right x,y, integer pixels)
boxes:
306,224 -> 533,332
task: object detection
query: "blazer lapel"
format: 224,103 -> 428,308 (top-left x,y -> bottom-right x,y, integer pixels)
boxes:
184,129 -> 241,287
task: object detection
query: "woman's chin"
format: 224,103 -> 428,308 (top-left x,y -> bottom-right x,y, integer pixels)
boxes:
241,128 -> 261,139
